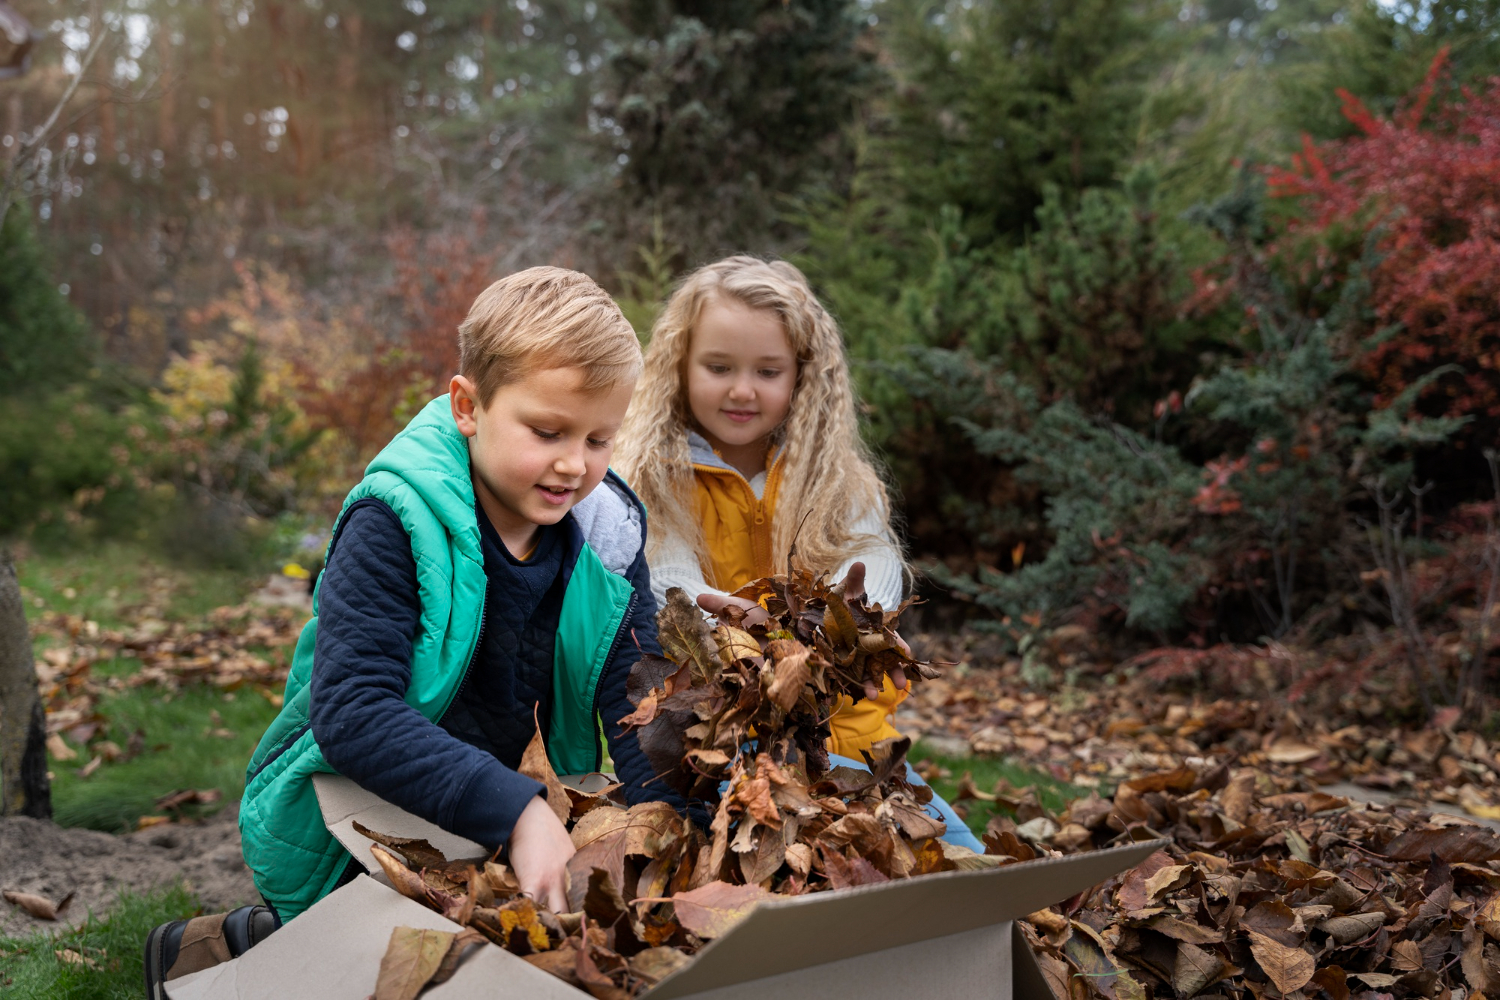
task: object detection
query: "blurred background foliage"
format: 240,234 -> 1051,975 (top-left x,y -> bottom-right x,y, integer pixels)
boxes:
4,0 -> 1500,681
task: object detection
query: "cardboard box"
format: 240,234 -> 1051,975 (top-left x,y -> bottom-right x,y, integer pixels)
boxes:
168,774 -> 1164,1000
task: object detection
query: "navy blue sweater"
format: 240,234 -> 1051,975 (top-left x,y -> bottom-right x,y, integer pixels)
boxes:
308,495 -> 676,852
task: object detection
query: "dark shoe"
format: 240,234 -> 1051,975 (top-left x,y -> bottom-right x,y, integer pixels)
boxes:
144,904 -> 277,998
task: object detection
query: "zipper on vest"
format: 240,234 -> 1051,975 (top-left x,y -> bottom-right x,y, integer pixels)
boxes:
589,589 -> 638,772
439,592 -> 488,727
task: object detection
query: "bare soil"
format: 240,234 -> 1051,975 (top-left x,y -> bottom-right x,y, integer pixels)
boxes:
0,804 -> 256,938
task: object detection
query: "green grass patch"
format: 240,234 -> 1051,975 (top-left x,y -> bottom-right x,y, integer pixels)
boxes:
50,682 -> 280,833
912,740 -> 1090,835
15,540 -> 258,630
0,884 -> 200,999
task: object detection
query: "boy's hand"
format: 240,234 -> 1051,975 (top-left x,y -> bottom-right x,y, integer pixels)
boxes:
509,794 -> 575,913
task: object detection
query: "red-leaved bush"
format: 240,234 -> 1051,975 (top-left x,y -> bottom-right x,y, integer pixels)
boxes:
1268,50 -> 1500,420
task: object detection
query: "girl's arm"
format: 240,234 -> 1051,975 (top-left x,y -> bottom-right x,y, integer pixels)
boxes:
645,522 -> 727,609
833,506 -> 907,609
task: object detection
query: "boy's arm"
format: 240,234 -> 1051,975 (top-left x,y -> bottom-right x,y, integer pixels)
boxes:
309,500 -> 548,851
597,544 -> 695,815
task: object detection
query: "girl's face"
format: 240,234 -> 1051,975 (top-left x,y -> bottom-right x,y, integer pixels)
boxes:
685,295 -> 797,456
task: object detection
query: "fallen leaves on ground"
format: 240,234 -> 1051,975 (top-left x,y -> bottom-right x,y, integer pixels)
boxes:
3,889 -> 75,921
900,636 -> 1500,821
1009,756 -> 1500,998
31,604 -> 302,794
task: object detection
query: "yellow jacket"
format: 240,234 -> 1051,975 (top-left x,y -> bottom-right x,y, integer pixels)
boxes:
689,442 -> 906,760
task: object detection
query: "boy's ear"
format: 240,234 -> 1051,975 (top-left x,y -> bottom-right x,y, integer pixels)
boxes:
449,375 -> 481,439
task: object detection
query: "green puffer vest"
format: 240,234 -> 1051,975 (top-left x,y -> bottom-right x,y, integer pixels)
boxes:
238,396 -> 634,920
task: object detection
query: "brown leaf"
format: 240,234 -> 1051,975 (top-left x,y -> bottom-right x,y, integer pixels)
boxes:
354,822 -> 450,871
567,829 -> 629,914
523,942 -> 580,985
373,926 -> 453,1000
520,716 -> 573,827
1463,925 -> 1496,993
370,844 -> 432,905
1144,864 -> 1193,903
1389,939 -> 1425,972
1125,767 -> 1197,793
1319,910 -> 1386,945
1116,850 -> 1176,912
1310,966 -> 1350,1000
668,881 -> 771,939
629,946 -> 692,986
583,868 -> 627,926
45,733 -> 77,762
765,642 -> 812,712
574,934 -> 630,1000
430,928 -> 485,986
3,889 -> 75,921
1218,770 -> 1256,824
1246,930 -> 1315,994
1382,826 -> 1500,862
1145,915 -> 1224,945
616,690 -> 659,730
658,588 -> 723,681
1172,941 -> 1235,998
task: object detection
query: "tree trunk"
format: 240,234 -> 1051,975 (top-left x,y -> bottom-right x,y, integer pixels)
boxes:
0,551 -> 49,818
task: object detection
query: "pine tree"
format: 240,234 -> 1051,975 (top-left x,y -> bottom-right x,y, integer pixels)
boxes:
597,0 -> 876,258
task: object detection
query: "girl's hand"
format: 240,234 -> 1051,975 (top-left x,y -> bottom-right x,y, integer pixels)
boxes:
508,793 -> 575,913
835,562 -> 909,701
696,592 -> 770,626
699,563 -> 910,701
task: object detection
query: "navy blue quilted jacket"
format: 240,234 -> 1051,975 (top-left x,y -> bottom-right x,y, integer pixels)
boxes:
307,473 -> 681,853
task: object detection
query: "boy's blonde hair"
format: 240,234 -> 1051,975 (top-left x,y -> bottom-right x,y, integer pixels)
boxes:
616,256 -> 907,582
458,266 -> 641,403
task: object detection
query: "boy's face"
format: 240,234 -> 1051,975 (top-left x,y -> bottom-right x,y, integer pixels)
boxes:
450,366 -> 635,554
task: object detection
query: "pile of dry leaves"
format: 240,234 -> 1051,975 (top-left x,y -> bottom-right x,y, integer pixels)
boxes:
361,576 -> 1006,999
1011,761 -> 1500,998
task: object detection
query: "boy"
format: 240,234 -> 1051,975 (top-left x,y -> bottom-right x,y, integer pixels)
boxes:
145,267 -> 681,995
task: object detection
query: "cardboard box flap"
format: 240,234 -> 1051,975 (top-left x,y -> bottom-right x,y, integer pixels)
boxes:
642,838 -> 1165,1000
314,771 -> 615,873
314,772 -> 487,872
168,875 -> 581,1000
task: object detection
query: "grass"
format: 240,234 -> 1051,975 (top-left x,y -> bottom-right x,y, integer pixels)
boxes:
48,682 -> 281,833
0,884 -> 200,999
14,540 -> 257,629
13,540 -> 280,832
912,739 -> 1090,835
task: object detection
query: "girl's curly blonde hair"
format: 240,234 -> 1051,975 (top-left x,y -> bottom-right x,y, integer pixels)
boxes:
615,255 -> 905,582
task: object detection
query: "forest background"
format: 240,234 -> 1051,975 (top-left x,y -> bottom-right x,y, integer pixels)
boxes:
5,0 -> 1500,820
6,0 -> 1500,992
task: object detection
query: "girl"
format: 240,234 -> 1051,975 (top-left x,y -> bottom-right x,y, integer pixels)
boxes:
616,255 -> 984,851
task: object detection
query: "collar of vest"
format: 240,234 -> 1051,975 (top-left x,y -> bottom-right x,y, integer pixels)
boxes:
687,429 -> 784,479
364,395 -> 483,565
